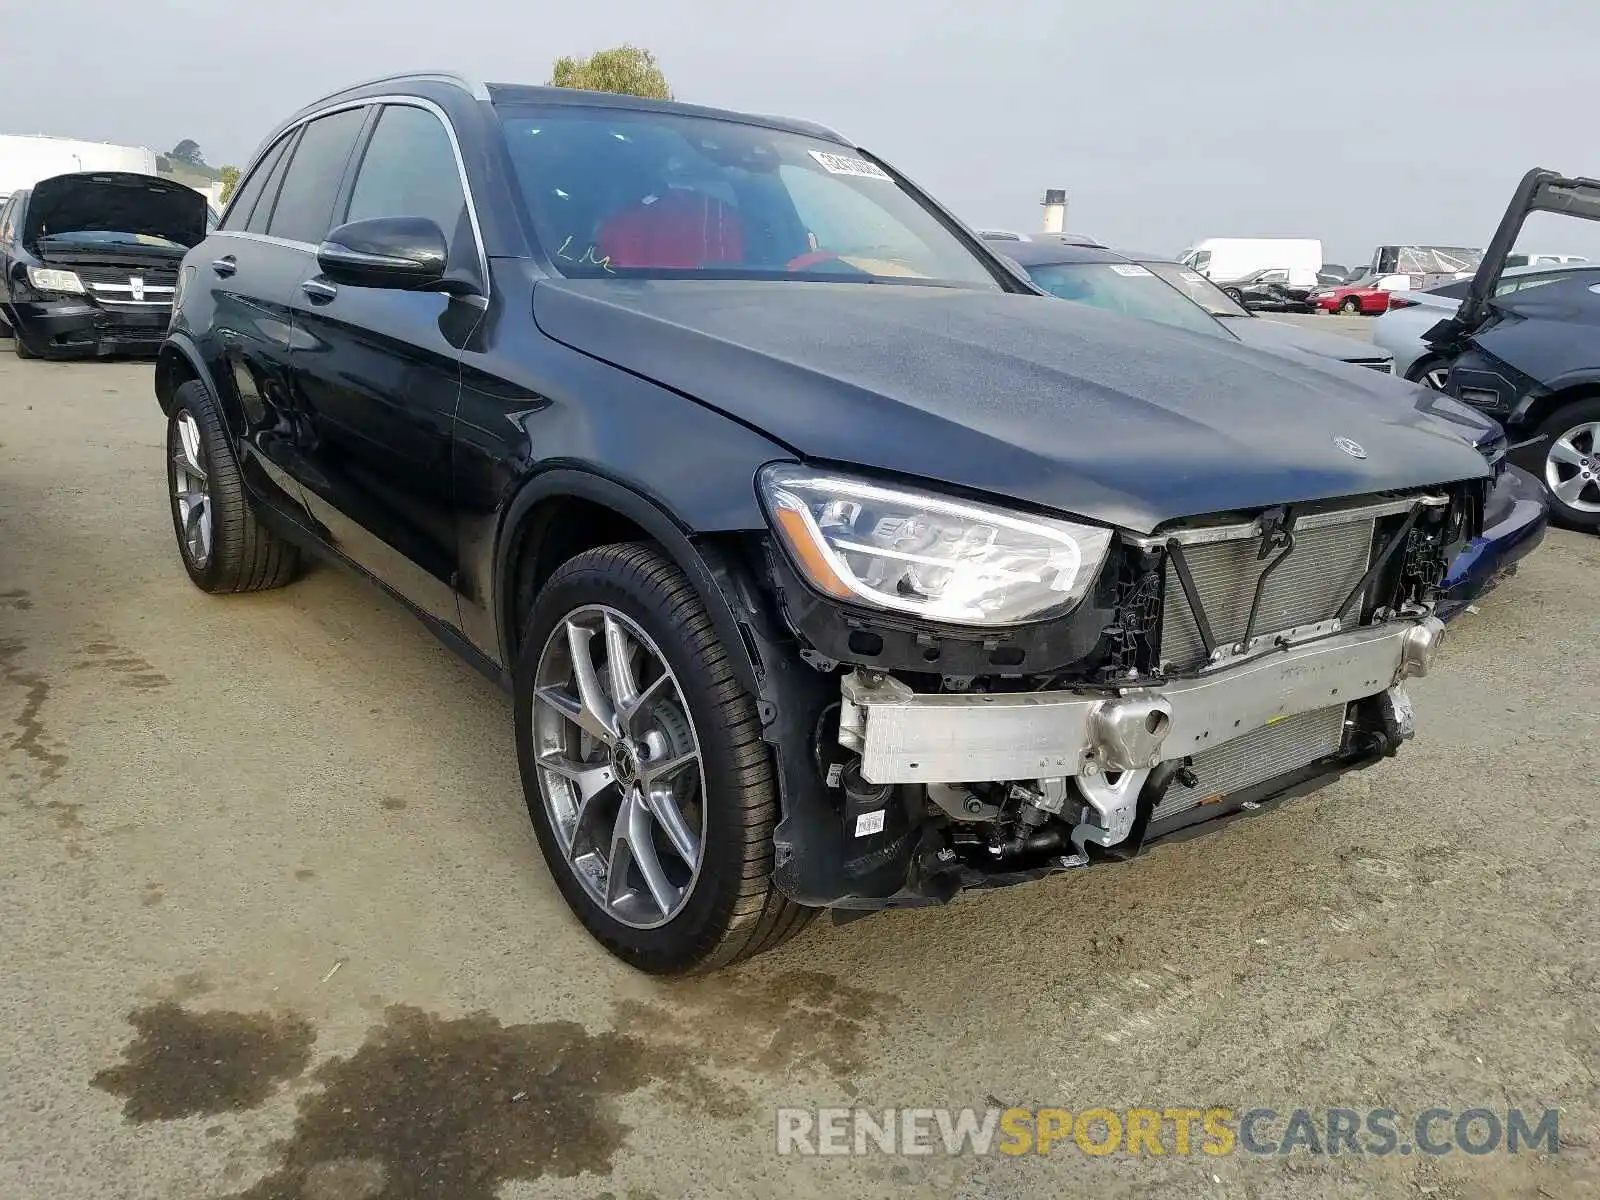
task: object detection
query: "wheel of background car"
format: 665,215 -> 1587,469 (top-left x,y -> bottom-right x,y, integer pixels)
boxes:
1223,287 -> 1244,304
1537,399 -> 1600,531
512,542 -> 813,974
165,379 -> 301,593
1340,296 -> 1362,314
1406,357 -> 1453,391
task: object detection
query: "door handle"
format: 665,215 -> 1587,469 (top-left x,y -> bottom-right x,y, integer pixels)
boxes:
300,278 -> 338,304
211,256 -> 237,277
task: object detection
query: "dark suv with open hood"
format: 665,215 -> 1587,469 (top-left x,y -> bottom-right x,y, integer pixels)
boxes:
0,171 -> 206,359
155,72 -> 1492,973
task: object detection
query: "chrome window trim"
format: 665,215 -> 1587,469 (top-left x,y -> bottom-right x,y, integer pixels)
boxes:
212,230 -> 317,252
1126,493 -> 1449,550
231,93 -> 490,293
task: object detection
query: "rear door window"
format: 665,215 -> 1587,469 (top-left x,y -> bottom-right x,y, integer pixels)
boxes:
221,133 -> 291,232
266,108 -> 368,244
246,134 -> 298,235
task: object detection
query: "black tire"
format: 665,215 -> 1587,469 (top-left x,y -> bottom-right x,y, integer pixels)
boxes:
513,542 -> 813,974
1535,398 -> 1600,532
1340,296 -> 1362,315
12,333 -> 36,359
165,379 -> 301,592
1223,287 -> 1245,305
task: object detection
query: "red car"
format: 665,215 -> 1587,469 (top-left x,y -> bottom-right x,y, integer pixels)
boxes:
1311,284 -> 1394,315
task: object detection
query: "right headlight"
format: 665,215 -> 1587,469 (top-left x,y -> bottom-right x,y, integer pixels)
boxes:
27,267 -> 85,295
758,464 -> 1112,627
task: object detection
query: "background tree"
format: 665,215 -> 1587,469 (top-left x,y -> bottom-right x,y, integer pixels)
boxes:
167,139 -> 205,167
549,45 -> 672,100
218,165 -> 240,203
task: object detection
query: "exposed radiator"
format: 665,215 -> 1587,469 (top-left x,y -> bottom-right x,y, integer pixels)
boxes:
1160,518 -> 1376,670
1152,703 -> 1349,822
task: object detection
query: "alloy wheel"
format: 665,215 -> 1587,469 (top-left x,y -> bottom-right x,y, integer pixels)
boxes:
1545,420 -> 1600,514
531,605 -> 706,929
1422,366 -> 1450,391
171,411 -> 212,567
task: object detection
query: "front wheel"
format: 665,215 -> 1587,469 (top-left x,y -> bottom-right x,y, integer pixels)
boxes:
1340,296 -> 1362,314
1406,357 -> 1453,391
513,543 -> 813,973
1223,287 -> 1245,305
1539,400 -> 1600,531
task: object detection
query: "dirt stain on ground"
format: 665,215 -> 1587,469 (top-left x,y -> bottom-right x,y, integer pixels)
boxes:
294,869 -> 317,882
222,1005 -> 699,1200
617,968 -> 899,1080
95,969 -> 896,1198
0,589 -> 32,611
92,1003 -> 315,1122
0,637 -> 67,788
76,638 -> 169,690
378,797 -> 407,812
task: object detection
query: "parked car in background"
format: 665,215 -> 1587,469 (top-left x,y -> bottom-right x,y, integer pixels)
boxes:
0,171 -> 206,359
1178,236 -> 1321,292
158,72 -> 1490,973
1311,281 -> 1396,315
1136,255 -> 1395,372
1213,266 -> 1315,311
1363,244 -> 1481,291
1426,168 -> 1600,530
1375,262 -> 1600,386
997,243 -> 1545,618
1503,252 -> 1587,268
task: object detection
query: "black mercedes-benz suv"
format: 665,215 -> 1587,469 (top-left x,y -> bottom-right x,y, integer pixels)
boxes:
1,171 -> 207,359
156,72 -> 1493,973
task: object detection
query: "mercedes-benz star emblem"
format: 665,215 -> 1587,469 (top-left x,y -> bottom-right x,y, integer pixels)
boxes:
1333,436 -> 1367,460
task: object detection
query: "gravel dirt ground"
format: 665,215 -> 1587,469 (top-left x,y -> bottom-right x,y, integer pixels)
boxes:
1,333 -> 1596,1200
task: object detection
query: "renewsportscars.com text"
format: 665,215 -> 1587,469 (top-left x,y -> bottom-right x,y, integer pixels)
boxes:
775,1106 -> 1561,1158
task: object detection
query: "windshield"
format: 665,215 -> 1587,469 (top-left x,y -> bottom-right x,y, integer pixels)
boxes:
498,107 -> 1002,288
1024,261 -> 1230,337
1141,260 -> 1250,317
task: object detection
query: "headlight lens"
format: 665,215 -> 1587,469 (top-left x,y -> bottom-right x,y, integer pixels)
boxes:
28,267 -> 85,295
759,464 -> 1112,626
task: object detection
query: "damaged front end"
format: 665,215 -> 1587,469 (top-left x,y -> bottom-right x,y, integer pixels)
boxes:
730,468 -> 1485,911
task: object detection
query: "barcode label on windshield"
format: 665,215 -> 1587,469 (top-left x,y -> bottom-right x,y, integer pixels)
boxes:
809,151 -> 893,181
1110,264 -> 1153,277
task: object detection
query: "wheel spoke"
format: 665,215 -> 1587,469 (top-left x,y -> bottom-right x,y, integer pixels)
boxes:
640,751 -> 697,789
603,613 -> 640,712
538,754 -> 615,857
565,620 -> 619,744
178,417 -> 206,476
648,787 -> 701,866
1424,369 -> 1448,391
1549,437 -> 1586,468
1552,473 -> 1592,505
612,789 -> 680,917
621,672 -> 672,728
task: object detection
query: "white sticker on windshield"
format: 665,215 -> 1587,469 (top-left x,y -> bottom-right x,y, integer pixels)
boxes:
808,150 -> 893,181
1181,270 -> 1206,283
1110,263 -> 1153,277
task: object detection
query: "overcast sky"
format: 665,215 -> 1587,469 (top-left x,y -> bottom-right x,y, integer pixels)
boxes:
5,0 -> 1597,265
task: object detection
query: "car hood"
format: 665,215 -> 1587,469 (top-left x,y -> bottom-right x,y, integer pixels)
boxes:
531,279 -> 1492,533
1221,315 -> 1391,364
22,171 -> 206,251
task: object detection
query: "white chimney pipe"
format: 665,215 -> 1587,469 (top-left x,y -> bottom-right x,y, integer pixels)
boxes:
1041,188 -> 1067,234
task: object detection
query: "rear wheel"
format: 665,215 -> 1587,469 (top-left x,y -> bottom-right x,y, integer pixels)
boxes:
513,542 -> 813,973
1539,399 -> 1600,531
166,379 -> 301,592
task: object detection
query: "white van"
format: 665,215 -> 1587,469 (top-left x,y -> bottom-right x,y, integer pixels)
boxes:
0,134 -> 159,202
1178,238 -> 1323,288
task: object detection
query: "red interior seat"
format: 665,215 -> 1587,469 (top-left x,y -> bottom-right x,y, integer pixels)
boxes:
596,190 -> 745,269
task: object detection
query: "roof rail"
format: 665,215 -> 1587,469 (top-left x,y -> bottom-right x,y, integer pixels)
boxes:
307,70 -> 490,107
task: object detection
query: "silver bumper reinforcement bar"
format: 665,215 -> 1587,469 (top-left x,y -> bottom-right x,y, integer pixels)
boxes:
838,617 -> 1445,785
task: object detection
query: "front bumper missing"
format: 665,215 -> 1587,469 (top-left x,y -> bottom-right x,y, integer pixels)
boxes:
838,616 -> 1445,786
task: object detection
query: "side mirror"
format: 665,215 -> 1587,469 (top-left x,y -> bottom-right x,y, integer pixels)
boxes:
317,217 -> 449,291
